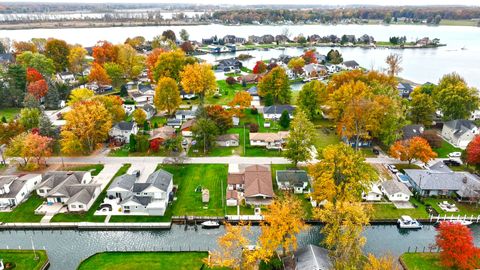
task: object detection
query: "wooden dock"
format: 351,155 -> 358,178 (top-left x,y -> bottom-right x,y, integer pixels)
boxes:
0,222 -> 171,230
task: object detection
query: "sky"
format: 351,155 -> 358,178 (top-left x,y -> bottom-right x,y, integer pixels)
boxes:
7,0 -> 480,6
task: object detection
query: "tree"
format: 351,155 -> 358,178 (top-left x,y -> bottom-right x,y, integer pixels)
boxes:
297,80 -> 327,120
132,109 -> 147,125
23,93 -> 41,109
67,88 -> 94,106
433,73 -> 479,121
92,41 -> 117,64
302,49 -> 317,64
296,34 -> 307,45
116,44 -> 145,79
61,100 -> 112,155
467,136 -> 480,165
26,67 -> 43,83
39,115 -> 58,139
92,95 -> 126,123
30,38 -> 47,53
0,120 -> 25,145
180,41 -> 194,54
45,38 -> 70,72
89,62 -> 112,85
162,30 -> 177,42
258,66 -> 291,104
13,41 -> 36,54
408,87 -> 435,125
145,48 -> 165,82
2,65 -> 26,107
389,136 -> 437,164
421,130 -> 443,148
363,254 -> 401,270
103,62 -> 124,88
27,79 -> 48,100
253,61 -> 267,74
205,105 -> 233,133
179,29 -> 189,41
284,110 -> 315,167
279,110 -> 290,129
385,53 -> 403,77
436,221 -> 480,270
68,45 -> 88,75
180,63 -> 217,100
229,91 -> 252,109
326,49 -> 343,64
44,87 -> 60,110
153,49 -> 186,82
154,77 -> 181,116
225,76 -> 237,86
287,57 -> 305,77
124,36 -> 145,49
192,118 -> 219,154
16,52 -> 55,76
5,132 -> 52,168
19,108 -> 41,130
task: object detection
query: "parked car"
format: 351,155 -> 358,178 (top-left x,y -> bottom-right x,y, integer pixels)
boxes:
182,139 -> 188,146
387,164 -> 399,173
131,169 -> 140,177
372,146 -> 380,155
443,159 -> 462,166
448,152 -> 462,158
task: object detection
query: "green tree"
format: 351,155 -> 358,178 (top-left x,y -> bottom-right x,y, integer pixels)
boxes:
23,93 -> 41,109
19,107 -> 41,130
16,51 -> 55,76
44,87 -> 60,110
408,87 -> 435,125
284,110 -> 316,167
258,66 -> 291,104
103,62 -> 124,88
45,38 -> 70,72
297,80 -> 327,120
279,110 -> 291,129
326,49 -> 343,64
132,109 -> 147,125
39,115 -> 58,139
179,29 -> 189,41
192,118 -> 219,154
5,64 -> 27,107
135,134 -> 150,152
433,73 -> 479,121
129,134 -> 137,152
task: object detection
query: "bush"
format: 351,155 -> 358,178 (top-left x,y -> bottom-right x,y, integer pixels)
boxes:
249,123 -> 259,132
279,110 -> 291,128
226,76 -> 237,85
251,108 -> 258,115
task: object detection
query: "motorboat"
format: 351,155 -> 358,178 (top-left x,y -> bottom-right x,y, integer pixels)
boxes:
397,215 -> 423,229
201,221 -> 220,228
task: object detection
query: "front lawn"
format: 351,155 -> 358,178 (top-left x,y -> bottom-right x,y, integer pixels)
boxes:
433,140 -> 462,158
0,249 -> 49,270
400,253 -> 445,270
60,164 -> 105,176
371,198 -> 429,219
204,80 -> 254,105
77,251 -> 219,270
0,194 -> 44,223
394,163 -> 422,173
0,107 -> 21,121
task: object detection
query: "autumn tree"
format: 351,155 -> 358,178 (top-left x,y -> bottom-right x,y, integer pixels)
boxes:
284,110 -> 316,167
229,91 -> 252,109
89,62 -> 112,85
92,41 -> 117,64
363,253 -> 401,270
297,80 -> 327,120
26,67 -> 43,83
389,136 -> 437,164
466,136 -> 480,166
19,108 -> 41,130
180,41 -> 194,54
30,38 -> 46,53
67,88 -> 94,106
92,95 -> 126,123
0,120 -> 25,145
132,108 -> 147,125
45,38 -> 70,72
5,132 -> 52,168
16,51 -> 55,76
61,100 -> 112,155
192,117 -> 219,153
385,53 -> 403,77
326,49 -> 343,64
287,57 -> 305,77
145,48 -> 165,82
13,41 -> 36,54
302,49 -> 317,64
116,44 -> 145,79
153,49 -> 186,82
103,62 -> 124,88
180,63 -> 217,100
27,79 -> 48,100
433,72 -> 479,121
205,105 -> 233,133
408,87 -> 435,125
68,45 -> 88,75
154,77 -> 181,116
162,29 -> 177,42
258,66 -> 291,104
124,36 -> 145,49
436,221 -> 480,270
253,61 -> 267,74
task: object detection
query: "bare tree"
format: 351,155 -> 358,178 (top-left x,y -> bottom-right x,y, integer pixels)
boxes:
385,53 -> 403,77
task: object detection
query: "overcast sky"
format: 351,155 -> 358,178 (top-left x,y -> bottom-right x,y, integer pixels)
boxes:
7,0 -> 480,5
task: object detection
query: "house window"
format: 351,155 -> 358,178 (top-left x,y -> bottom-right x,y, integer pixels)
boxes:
397,194 -> 401,197
143,193 -> 148,196
78,205 -> 83,209
71,205 -> 76,208
38,190 -> 44,194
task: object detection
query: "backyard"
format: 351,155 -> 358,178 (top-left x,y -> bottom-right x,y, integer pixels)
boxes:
370,198 -> 430,219
203,80 -> 254,106
400,253 -> 445,270
0,194 -> 44,223
433,140 -> 462,158
0,249 -> 49,270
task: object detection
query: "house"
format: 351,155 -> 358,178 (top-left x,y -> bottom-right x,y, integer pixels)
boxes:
249,131 -> 289,150
56,72 -> 76,84
237,74 -> 260,84
275,35 -> 289,44
397,82 -> 414,98
175,110 -> 196,121
303,63 -> 327,78
289,244 -> 333,270
109,121 -> 138,144
261,35 -> 275,44
226,164 -> 274,205
216,58 -> 242,72
141,103 -> 156,120
247,86 -> 261,106
0,174 -> 42,210
216,134 -> 240,147
181,119 -> 196,137
248,35 -> 262,44
380,180 -> 412,202
123,104 -> 135,115
442,120 -> 479,149
263,105 -> 295,120
276,170 -> 310,194
138,83 -> 155,96
362,184 -> 383,202
0,53 -> 14,65
36,171 -> 101,212
340,60 -> 360,70
108,170 -> 174,216
416,37 -> 430,46
223,35 -> 245,44
149,126 -> 176,145
167,118 -> 182,129
402,124 -> 425,140
232,116 -> 240,126
130,92 -> 149,104
180,88 -> 196,100
358,34 -> 375,44
226,190 -> 239,206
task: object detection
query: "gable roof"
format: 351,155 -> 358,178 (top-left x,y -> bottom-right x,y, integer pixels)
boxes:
217,134 -> 239,142
263,105 -> 294,115
65,185 -> 100,204
243,165 -> 274,198
181,119 -> 196,130
405,169 -> 480,191
150,126 -> 176,141
294,245 -> 333,270
444,120 -> 477,138
402,124 -> 425,139
250,132 -> 289,142
342,60 -> 359,68
142,103 -> 156,113
381,180 -> 412,196
146,169 -> 173,192
276,170 -> 309,187
113,121 -> 135,131
108,174 -> 136,191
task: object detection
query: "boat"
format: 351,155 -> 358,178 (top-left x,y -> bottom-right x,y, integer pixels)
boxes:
442,220 -> 473,226
201,221 -> 220,228
397,215 -> 423,229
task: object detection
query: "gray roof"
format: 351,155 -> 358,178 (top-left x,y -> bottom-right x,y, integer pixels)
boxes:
120,195 -> 152,206
444,120 -> 477,138
132,183 -> 151,193
405,169 -> 480,191
175,110 -> 195,117
429,161 -> 453,173
248,86 -> 258,96
113,121 -> 135,131
147,169 -> 173,192
138,84 -> 153,93
65,185 -> 100,204
263,105 -> 294,115
0,177 -> 27,199
294,245 -> 332,270
343,60 -> 359,68
142,103 -> 156,113
167,119 -> 182,126
402,124 -> 424,139
276,170 -> 309,187
38,171 -> 88,190
381,180 -> 412,196
0,176 -> 16,188
108,174 -> 136,191
216,134 -> 239,142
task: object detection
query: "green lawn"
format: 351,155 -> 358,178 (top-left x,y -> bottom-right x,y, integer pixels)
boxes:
0,107 -> 21,121
433,140 -> 462,158
0,194 -> 44,223
371,198 -> 429,219
400,253 -> 446,270
440,19 -> 478,26
51,164 -> 131,222
394,163 -> 422,173
423,197 -> 480,217
149,116 -> 167,127
77,251 -> 221,270
0,249 -> 49,270
204,80 -> 254,105
60,164 -> 105,176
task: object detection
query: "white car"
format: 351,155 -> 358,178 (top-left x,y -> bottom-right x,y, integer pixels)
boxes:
387,164 -> 399,173
448,152 -> 462,158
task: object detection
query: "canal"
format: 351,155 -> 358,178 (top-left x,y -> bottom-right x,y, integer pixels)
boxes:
2,224 -> 479,270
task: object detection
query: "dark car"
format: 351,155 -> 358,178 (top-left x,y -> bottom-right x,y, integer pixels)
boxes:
443,159 -> 461,166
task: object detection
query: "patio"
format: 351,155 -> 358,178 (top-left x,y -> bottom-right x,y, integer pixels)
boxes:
94,198 -> 149,216
34,203 -> 65,215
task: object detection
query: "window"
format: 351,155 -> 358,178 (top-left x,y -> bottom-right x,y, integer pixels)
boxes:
143,193 -> 148,196
78,205 -> 83,209
71,205 -> 76,208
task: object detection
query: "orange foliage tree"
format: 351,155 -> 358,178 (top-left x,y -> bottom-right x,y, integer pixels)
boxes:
253,61 -> 267,74
302,49 -> 318,64
145,48 -> 165,82
92,41 -> 117,64
26,67 -> 43,83
389,136 -> 437,164
436,221 -> 480,270
88,62 -> 112,85
466,136 -> 480,165
229,91 -> 252,109
27,79 -> 49,100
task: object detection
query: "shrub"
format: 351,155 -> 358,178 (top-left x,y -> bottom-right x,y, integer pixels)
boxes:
249,123 -> 259,132
226,76 -> 237,86
251,108 -> 258,115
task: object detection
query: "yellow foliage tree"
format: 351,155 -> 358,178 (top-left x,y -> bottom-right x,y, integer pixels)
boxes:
132,108 -> 147,125
363,253 -> 401,270
92,95 -> 126,123
229,91 -> 252,109
68,45 -> 88,75
67,88 -> 94,106
116,44 -> 145,79
154,77 -> 181,116
180,63 -> 217,100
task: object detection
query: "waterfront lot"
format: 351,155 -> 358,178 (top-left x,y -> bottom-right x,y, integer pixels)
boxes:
0,249 -> 49,270
400,253 -> 445,270
0,194 -> 44,223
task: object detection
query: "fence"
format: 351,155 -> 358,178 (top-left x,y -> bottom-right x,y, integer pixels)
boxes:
429,214 -> 480,223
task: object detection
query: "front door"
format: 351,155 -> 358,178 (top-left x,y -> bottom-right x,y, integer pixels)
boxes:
56,197 -> 62,203
116,193 -> 122,200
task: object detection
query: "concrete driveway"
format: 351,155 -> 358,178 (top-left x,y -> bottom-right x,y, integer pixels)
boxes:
93,163 -> 123,189
127,162 -> 157,183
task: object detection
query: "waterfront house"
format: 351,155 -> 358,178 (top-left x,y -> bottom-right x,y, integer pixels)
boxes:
261,35 -> 275,44
441,119 -> 479,149
108,170 -> 174,216
276,170 -> 310,194
36,171 -> 101,212
141,103 -> 156,120
380,180 -> 412,202
175,110 -> 196,121
402,124 -> 425,140
227,164 -> 274,206
223,35 -> 245,44
288,244 -> 333,270
249,132 -> 289,150
275,35 -> 289,44
358,34 -> 375,44
0,174 -> 42,210
303,63 -> 327,78
181,119 -> 196,137
340,60 -> 360,70
362,184 -> 383,202
216,58 -> 242,72
263,105 -> 294,120
397,82 -> 414,98
248,35 -> 262,44
216,134 -> 240,147
226,190 -> 239,206
109,121 -> 138,144
237,74 -> 260,84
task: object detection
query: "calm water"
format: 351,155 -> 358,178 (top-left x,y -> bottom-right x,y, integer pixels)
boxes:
1,224 -> 478,270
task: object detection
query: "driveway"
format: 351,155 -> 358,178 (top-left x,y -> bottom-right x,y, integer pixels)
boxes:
93,163 -> 123,189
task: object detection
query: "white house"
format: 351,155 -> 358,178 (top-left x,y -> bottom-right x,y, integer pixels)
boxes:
175,110 -> 196,121
249,132 -> 289,150
276,170 -> 310,194
216,134 -> 240,147
109,121 -> 138,144
226,190 -> 239,206
340,60 -> 360,70
123,104 -> 136,115
380,180 -> 412,202
0,174 -> 42,210
441,119 -> 479,149
141,103 -> 157,120
263,105 -> 295,120
56,72 -> 76,84
362,184 -> 383,202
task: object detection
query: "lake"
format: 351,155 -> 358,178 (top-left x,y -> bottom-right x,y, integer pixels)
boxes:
0,24 -> 479,87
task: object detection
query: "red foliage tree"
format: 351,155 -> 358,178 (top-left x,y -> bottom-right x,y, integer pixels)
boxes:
467,136 -> 480,165
302,50 -> 318,64
225,76 -> 237,86
92,41 -> 117,64
150,139 -> 161,152
180,41 -> 194,54
205,105 -> 233,133
88,62 -> 112,85
145,48 -> 165,82
436,221 -> 480,270
27,79 -> 49,100
253,61 -> 267,74
267,62 -> 278,71
26,67 -> 43,83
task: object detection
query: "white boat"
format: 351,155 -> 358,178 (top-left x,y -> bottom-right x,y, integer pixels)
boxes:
397,215 -> 423,229
446,220 -> 473,226
201,221 -> 220,228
